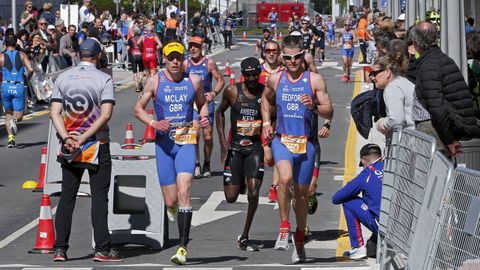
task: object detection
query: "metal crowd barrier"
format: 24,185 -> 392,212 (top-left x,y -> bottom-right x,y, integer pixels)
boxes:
419,167 -> 480,270
378,128 -> 437,269
457,139 -> 480,170
406,152 -> 455,270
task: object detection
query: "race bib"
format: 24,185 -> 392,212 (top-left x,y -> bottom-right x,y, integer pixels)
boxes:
237,120 -> 262,137
343,43 -> 352,49
174,126 -> 197,145
281,134 -> 307,154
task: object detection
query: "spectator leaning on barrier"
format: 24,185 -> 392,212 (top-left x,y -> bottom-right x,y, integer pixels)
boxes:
50,38 -> 123,262
371,53 -> 415,135
332,143 -> 384,259
411,21 -> 480,157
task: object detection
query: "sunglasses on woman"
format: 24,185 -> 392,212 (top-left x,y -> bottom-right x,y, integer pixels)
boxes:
282,50 -> 304,61
369,69 -> 385,78
264,48 -> 279,54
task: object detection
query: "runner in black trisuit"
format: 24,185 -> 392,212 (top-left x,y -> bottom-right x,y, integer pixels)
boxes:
216,57 -> 265,251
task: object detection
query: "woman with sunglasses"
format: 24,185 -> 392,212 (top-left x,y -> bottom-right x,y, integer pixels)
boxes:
20,1 -> 36,33
134,40 -> 210,265
370,54 -> 415,135
338,21 -> 357,83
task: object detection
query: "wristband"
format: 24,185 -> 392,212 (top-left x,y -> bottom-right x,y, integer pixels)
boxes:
213,91 -> 219,96
323,123 -> 331,129
149,119 -> 156,127
262,122 -> 271,127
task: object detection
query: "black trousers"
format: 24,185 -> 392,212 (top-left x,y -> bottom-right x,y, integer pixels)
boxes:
359,39 -> 367,63
223,30 -> 232,49
54,144 -> 112,252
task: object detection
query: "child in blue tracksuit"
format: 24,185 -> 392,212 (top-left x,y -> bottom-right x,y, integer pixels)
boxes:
332,143 -> 384,259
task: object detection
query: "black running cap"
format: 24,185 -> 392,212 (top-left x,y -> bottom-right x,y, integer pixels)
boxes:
241,57 -> 261,75
359,143 -> 382,166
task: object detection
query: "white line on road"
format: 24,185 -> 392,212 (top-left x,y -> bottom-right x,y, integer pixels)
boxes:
0,206 -> 57,249
164,268 -> 232,270
334,175 -> 344,181
301,268 -> 372,270
23,268 -> 92,270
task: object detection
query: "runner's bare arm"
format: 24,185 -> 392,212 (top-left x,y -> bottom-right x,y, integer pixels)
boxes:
134,75 -> 158,125
137,35 -> 144,46
305,53 -> 317,73
192,74 -> 207,117
311,73 -> 333,120
156,36 -> 162,50
261,73 -> 278,125
20,52 -> 34,73
208,59 -> 225,96
215,86 -> 234,158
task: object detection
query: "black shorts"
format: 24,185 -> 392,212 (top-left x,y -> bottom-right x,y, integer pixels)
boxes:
223,144 -> 265,185
130,55 -> 144,73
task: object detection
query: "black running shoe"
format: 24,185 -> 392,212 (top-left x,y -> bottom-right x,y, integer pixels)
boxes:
237,235 -> 259,251
307,195 -> 318,215
93,249 -> 123,262
53,249 -> 67,262
7,139 -> 15,148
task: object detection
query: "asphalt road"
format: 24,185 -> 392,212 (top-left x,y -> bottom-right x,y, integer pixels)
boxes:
0,38 -> 371,269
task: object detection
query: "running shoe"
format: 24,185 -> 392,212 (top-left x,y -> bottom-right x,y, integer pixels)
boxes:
343,245 -> 367,259
8,117 -> 17,135
307,195 -> 318,215
167,206 -> 177,222
274,227 -> 290,250
171,246 -> 187,265
237,235 -> 260,251
304,226 -> 311,242
346,76 -> 351,83
53,248 -> 67,262
202,163 -> 211,178
341,74 -> 347,82
7,136 -> 15,148
194,163 -> 202,179
93,249 -> 123,262
291,234 -> 306,263
268,185 -> 278,203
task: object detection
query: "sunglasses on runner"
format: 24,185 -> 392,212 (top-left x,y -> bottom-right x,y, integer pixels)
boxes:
166,54 -> 184,62
265,48 -> 279,54
282,51 -> 304,61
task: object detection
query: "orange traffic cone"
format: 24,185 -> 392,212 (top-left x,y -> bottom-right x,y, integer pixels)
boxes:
277,32 -> 283,41
124,122 -> 135,149
33,147 -> 47,192
29,194 -> 55,254
224,60 -> 231,77
229,71 -> 236,86
142,108 -> 156,144
242,31 -> 247,41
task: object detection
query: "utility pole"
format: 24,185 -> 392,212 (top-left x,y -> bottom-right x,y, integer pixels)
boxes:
12,0 -> 17,33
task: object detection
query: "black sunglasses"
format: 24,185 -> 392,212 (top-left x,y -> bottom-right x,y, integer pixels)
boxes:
369,69 -> 385,78
282,51 -> 304,61
166,54 -> 184,62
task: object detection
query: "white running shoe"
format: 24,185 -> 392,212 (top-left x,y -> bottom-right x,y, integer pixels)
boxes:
291,234 -> 306,263
274,227 -> 290,250
343,245 -> 367,259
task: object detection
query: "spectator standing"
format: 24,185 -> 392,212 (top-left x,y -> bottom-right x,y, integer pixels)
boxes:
32,18 -> 51,72
79,0 -> 94,27
116,13 -> 129,68
165,13 -> 179,41
222,15 -> 233,50
411,21 -> 480,157
40,3 -> 56,26
89,18 -> 103,41
56,19 -> 66,35
17,30 -> 31,51
77,22 -> 89,45
165,1 -> 179,19
357,13 -> 368,64
50,38 -> 123,262
466,31 -> 480,117
20,1 -> 37,33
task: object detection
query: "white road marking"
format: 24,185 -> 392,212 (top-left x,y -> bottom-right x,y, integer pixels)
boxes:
0,206 -> 57,249
23,268 -> 92,270
334,175 -> 344,181
191,191 -> 241,227
301,268 -> 372,270
164,268 -> 232,270
305,239 -> 338,249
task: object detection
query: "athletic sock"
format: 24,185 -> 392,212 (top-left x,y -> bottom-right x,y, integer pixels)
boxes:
8,135 -> 15,141
281,220 -> 290,229
178,207 -> 193,247
294,228 -> 305,244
